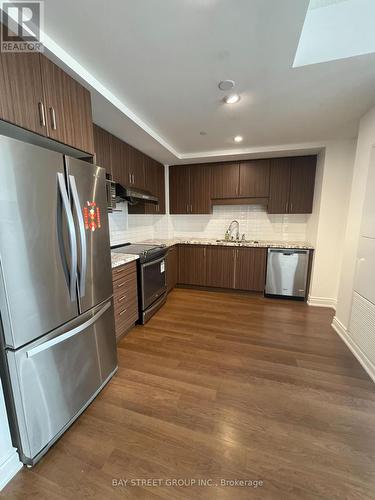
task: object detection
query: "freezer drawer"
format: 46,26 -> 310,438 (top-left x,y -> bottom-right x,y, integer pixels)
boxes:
5,299 -> 117,465
265,248 -> 310,298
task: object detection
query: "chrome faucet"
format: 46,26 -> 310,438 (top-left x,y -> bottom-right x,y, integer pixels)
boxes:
226,220 -> 240,241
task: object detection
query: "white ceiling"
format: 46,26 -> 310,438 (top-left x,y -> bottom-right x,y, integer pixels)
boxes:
43,0 -> 375,164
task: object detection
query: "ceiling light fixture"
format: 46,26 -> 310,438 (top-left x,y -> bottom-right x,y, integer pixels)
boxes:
234,136 -> 243,143
223,94 -> 241,104
218,79 -> 235,91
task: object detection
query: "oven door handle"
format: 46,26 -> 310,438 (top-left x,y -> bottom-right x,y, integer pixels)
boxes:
142,255 -> 165,268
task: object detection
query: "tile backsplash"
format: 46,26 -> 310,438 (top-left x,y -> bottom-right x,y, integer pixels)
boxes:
108,203 -> 309,245
171,205 -> 308,241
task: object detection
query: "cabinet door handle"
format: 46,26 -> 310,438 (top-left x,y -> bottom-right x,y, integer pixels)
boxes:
203,247 -> 206,258
285,201 -> 288,213
118,295 -> 127,302
119,308 -> 128,316
38,102 -> 46,127
190,204 -> 193,213
290,202 -> 293,212
117,281 -> 126,288
132,173 -> 135,184
49,107 -> 57,130
186,204 -> 189,213
128,173 -> 131,184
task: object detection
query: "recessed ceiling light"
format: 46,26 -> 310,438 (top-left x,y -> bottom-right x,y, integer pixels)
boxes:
199,131 -> 207,136
234,136 -> 243,143
218,79 -> 235,91
223,94 -> 241,104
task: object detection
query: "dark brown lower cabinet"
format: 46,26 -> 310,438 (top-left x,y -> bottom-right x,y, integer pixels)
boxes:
176,244 -> 267,293
235,247 -> 267,292
206,246 -> 235,288
178,245 -> 206,286
112,261 -> 139,341
166,246 -> 178,292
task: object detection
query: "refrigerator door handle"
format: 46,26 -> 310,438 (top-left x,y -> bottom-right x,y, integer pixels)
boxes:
69,174 -> 87,298
57,172 -> 77,301
26,300 -> 111,358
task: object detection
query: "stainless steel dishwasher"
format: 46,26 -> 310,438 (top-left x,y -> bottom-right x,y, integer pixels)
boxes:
265,248 -> 311,299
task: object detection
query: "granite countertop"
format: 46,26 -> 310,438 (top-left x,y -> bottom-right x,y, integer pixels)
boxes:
141,238 -> 314,250
111,252 -> 139,269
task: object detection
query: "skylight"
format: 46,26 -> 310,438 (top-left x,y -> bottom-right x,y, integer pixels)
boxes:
293,0 -> 375,67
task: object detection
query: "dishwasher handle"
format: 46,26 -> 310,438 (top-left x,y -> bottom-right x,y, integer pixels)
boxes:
268,248 -> 310,255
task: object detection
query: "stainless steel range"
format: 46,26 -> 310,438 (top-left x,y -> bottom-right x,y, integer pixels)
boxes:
111,243 -> 167,323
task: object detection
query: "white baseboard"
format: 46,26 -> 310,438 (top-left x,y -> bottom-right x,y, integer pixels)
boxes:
307,295 -> 337,310
332,316 -> 375,384
0,449 -> 22,491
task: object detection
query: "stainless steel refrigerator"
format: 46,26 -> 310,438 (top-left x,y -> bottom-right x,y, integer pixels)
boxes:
0,135 -> 117,466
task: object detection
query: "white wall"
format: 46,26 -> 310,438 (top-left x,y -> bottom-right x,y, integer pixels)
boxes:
307,140 -> 357,308
335,105 -> 375,328
0,381 -> 22,490
171,205 -> 308,241
109,203 -> 309,244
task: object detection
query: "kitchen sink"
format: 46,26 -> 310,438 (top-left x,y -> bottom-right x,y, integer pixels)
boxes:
216,239 -> 260,245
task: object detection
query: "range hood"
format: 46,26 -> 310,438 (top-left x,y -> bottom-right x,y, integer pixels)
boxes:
115,183 -> 158,205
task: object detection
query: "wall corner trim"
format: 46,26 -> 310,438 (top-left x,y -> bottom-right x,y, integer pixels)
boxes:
332,316 -> 375,384
307,296 -> 337,309
0,449 -> 22,491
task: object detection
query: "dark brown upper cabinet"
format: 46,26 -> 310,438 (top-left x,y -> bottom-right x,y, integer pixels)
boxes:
93,124 -> 165,212
145,158 -> 165,214
0,48 -> 94,154
268,156 -> 316,214
170,157 -> 316,213
169,164 -> 211,214
239,160 -> 270,198
110,135 -> 127,185
189,164 -> 211,214
125,144 -> 145,190
93,124 -> 112,174
133,156 -> 165,214
169,165 -> 190,214
268,158 -> 291,214
40,56 -> 94,154
0,51 -> 46,136
289,156 -> 316,214
211,162 -> 240,199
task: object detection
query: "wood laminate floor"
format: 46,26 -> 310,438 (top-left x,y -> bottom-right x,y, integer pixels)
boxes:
2,288 -> 375,499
